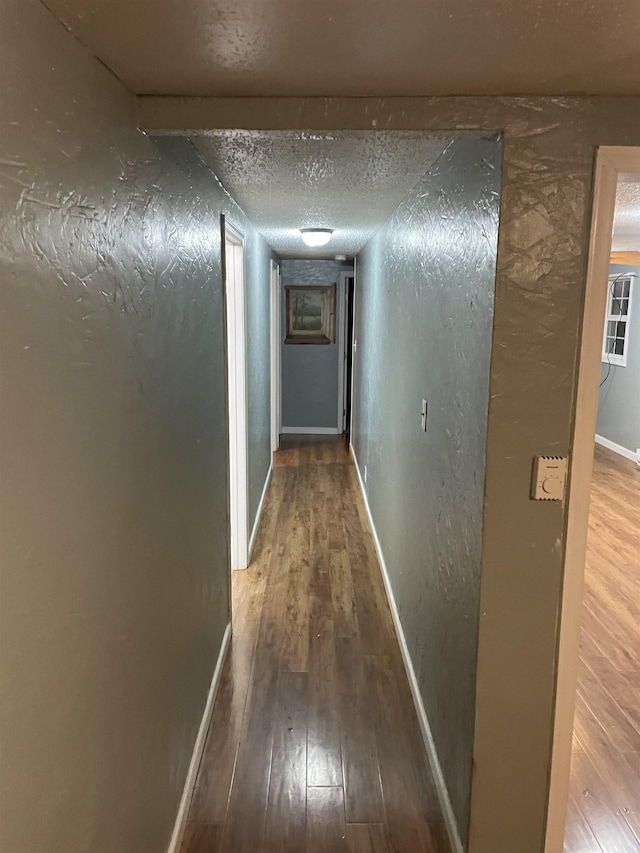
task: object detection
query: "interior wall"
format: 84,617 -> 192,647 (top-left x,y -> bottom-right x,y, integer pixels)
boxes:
352,135 -> 502,843
281,259 -> 351,431
151,136 -> 273,535
0,3 -> 271,852
136,94 -> 640,853
596,263 -> 640,455
159,95 -> 640,853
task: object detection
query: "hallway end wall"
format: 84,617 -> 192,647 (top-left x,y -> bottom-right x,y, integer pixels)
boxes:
0,2 -> 271,851
281,259 -> 353,431
352,135 -> 502,846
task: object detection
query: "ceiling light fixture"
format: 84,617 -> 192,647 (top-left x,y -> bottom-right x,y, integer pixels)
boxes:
300,228 -> 333,247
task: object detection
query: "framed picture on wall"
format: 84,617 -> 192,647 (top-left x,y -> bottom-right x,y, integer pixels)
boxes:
284,283 -> 336,344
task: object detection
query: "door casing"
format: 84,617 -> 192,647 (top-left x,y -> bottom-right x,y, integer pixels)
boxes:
545,145 -> 640,852
270,259 -> 281,454
224,221 -> 249,571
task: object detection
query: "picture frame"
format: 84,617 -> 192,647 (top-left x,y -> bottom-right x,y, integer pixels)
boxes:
284,283 -> 336,345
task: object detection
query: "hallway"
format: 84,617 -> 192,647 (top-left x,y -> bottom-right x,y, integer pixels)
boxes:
181,437 -> 451,853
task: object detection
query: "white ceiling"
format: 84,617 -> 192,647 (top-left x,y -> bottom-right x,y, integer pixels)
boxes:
42,0 -> 640,97
191,131 -> 452,258
613,177 -> 640,253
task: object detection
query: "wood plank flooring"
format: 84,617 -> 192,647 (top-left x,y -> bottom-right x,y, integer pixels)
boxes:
565,445 -> 640,853
182,436 -> 451,853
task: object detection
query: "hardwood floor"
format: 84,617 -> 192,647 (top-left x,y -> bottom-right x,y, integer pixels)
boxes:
565,445 -> 640,853
181,436 -> 451,853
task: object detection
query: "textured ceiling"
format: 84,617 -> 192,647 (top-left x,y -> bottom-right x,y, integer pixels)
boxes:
191,131 -> 452,258
613,177 -> 640,252
42,0 -> 640,97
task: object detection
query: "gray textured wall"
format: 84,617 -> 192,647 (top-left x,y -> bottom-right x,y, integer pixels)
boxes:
597,263 -> 640,455
0,2 -> 270,851
281,259 -> 351,430
151,136 -> 273,533
353,135 -> 502,843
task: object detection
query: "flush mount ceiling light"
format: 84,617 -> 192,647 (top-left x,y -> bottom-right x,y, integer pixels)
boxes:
299,228 -> 333,247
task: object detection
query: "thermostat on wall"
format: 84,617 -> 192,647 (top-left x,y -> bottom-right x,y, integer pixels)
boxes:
531,456 -> 568,501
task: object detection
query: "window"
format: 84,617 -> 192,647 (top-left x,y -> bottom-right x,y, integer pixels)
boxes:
602,274 -> 634,367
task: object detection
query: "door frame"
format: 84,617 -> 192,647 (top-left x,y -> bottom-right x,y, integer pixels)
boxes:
337,268 -> 355,434
545,146 -> 640,852
347,258 -> 358,439
224,220 -> 249,571
270,259 -> 281,453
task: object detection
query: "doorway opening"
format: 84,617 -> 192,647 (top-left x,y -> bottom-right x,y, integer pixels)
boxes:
224,220 -> 249,571
339,268 -> 356,440
187,130 -> 502,853
546,147 -> 640,853
270,259 -> 281,454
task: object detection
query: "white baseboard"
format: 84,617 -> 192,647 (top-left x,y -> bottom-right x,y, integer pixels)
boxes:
247,462 -> 273,564
595,434 -> 639,464
167,622 -> 232,853
349,443 -> 464,853
281,426 -> 340,435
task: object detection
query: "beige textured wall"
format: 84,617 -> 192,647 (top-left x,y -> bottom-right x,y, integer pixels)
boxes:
0,4 -> 270,852
138,94 -> 640,852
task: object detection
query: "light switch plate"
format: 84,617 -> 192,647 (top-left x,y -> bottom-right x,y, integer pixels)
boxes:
531,456 -> 568,501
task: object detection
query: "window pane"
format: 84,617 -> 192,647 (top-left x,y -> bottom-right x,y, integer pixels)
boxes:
617,321 -> 627,336
611,298 -> 621,315
613,280 -> 624,298
615,339 -> 625,355
621,298 -> 629,316
608,320 -> 617,336
606,338 -> 615,353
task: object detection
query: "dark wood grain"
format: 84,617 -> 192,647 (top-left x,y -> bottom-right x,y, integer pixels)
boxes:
335,634 -> 385,823
306,787 -> 349,853
365,654 -> 446,853
346,823 -> 390,853
264,671 -> 308,852
180,823 -> 222,853
307,611 -> 343,787
218,647 -> 279,853
183,435 -> 450,852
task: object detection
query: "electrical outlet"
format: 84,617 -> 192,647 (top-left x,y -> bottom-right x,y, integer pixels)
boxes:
421,399 -> 428,432
364,465 -> 367,483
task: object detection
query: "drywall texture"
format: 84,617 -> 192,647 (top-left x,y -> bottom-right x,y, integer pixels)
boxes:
612,180 -> 640,252
281,259 -> 350,430
191,131 -> 449,257
597,264 -> 640,454
353,136 -> 501,844
151,135 -> 273,532
0,3 -> 270,852
148,96 -> 640,853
